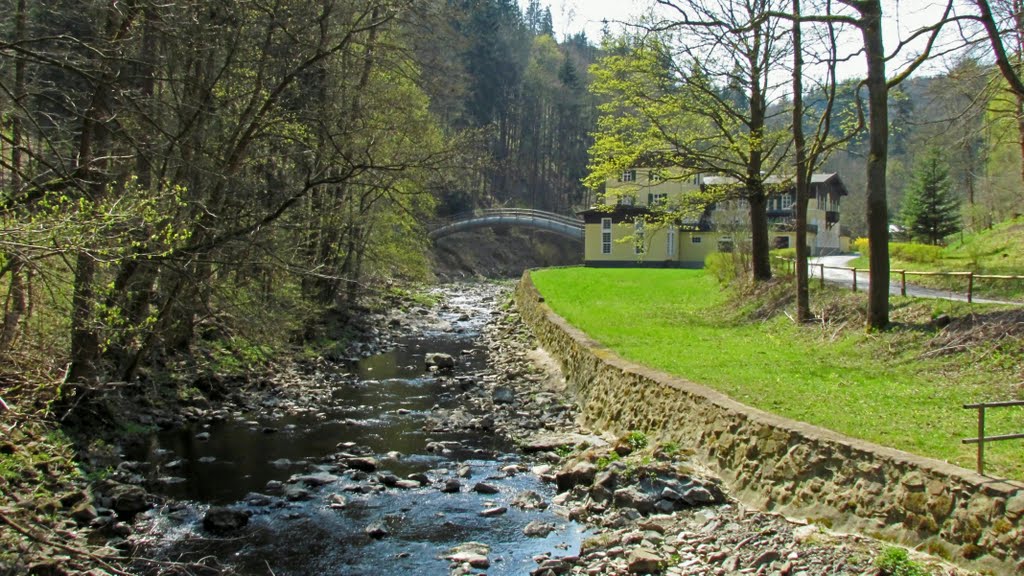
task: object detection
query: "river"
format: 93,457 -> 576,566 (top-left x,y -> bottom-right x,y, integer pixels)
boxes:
127,283 -> 586,575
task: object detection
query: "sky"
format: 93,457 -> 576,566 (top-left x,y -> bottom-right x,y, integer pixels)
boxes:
522,0 -> 975,80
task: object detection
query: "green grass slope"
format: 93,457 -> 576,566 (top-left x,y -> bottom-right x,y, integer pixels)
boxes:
530,267 -> 1024,480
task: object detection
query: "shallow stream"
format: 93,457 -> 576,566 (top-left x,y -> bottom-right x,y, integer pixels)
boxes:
130,285 -> 584,575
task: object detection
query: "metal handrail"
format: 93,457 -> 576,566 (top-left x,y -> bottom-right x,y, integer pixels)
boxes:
962,400 -> 1024,475
434,208 -> 583,228
428,208 -> 584,237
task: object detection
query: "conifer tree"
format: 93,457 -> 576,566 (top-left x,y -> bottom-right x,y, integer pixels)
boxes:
900,148 -> 961,245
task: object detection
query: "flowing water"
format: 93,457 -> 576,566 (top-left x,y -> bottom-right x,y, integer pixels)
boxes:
130,285 -> 585,575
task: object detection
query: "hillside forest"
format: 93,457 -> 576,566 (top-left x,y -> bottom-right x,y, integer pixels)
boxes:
0,0 -> 1022,388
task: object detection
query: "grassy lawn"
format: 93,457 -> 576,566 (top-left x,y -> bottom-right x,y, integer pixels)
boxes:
530,267 -> 1024,480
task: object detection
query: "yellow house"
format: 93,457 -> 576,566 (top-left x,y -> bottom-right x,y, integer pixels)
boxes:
579,168 -> 850,268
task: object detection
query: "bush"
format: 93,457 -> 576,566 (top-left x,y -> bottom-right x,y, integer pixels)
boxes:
890,242 -> 943,264
771,248 -> 796,259
625,431 -> 648,451
705,252 -> 739,286
874,546 -> 930,576
850,239 -> 943,264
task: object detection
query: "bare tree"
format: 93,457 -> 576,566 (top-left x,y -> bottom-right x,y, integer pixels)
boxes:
791,0 -> 859,321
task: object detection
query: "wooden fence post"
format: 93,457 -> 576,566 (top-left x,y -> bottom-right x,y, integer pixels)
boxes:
851,268 -> 857,292
968,272 -> 974,304
900,270 -> 906,297
819,264 -> 825,289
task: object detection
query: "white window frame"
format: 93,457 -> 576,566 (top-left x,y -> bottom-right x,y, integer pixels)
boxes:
601,218 -> 612,254
634,219 -> 645,255
620,169 -> 637,182
782,193 -> 793,210
649,170 -> 662,183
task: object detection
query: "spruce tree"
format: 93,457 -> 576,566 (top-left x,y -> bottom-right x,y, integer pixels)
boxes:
900,148 -> 962,245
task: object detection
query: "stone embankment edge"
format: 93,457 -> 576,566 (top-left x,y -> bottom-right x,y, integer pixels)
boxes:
516,271 -> 1024,575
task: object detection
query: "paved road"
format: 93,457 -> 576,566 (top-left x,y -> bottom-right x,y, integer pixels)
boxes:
807,255 -> 1020,305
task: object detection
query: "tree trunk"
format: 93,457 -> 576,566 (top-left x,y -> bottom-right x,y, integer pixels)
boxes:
748,185 -> 772,280
68,253 -> 100,383
792,0 -> 811,322
2,0 -> 28,349
748,49 -> 771,282
860,0 -> 890,330
0,259 -> 26,351
1017,93 -> 1024,195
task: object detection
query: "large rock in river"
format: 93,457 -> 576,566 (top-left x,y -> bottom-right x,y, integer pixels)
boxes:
555,461 -> 597,493
521,433 -> 608,453
203,506 -> 251,533
424,352 -> 456,370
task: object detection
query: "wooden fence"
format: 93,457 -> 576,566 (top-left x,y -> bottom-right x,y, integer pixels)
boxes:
772,257 -> 1024,303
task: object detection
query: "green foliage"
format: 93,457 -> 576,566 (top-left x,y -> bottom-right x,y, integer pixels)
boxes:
704,252 -> 746,286
530,267 -> 1024,479
595,451 -> 621,470
585,31 -> 787,214
874,547 -> 930,576
889,243 -> 943,264
900,147 -> 961,245
205,337 -> 272,376
659,441 -> 682,457
852,237 -> 869,255
624,430 -> 648,451
554,445 -> 575,458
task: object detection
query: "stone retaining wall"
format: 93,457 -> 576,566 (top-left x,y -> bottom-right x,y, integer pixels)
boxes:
516,272 -> 1024,575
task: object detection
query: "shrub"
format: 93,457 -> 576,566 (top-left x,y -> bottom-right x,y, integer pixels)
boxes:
705,252 -> 739,286
874,546 -> 930,576
625,431 -> 648,451
852,237 -> 869,255
889,242 -> 943,264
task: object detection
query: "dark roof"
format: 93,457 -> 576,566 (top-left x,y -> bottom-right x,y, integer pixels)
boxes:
577,205 -> 709,230
701,173 -> 849,196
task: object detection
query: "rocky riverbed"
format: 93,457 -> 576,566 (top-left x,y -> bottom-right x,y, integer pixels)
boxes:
463,289 -> 974,576
29,281 -> 977,575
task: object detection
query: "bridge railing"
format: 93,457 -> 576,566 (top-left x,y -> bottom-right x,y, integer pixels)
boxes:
428,208 -> 584,238
431,208 -> 584,230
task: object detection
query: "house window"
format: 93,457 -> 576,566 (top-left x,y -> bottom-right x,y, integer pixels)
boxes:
647,193 -> 667,206
601,218 -> 612,254
634,220 -> 645,255
618,195 -> 635,206
649,170 -> 663,183
619,169 -> 637,182
782,194 -> 793,210
692,236 -> 702,244
667,225 -> 677,257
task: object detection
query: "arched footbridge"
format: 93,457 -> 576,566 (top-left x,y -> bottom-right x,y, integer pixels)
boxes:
428,208 -> 584,241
